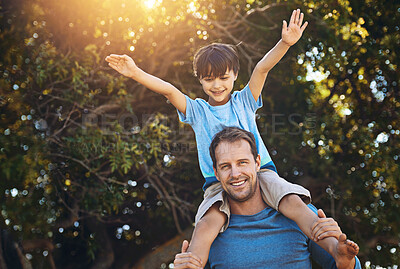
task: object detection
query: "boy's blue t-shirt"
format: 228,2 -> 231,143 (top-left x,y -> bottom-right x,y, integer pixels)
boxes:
177,84 -> 276,190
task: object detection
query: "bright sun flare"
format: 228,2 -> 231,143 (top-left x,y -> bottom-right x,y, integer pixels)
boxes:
144,0 -> 157,9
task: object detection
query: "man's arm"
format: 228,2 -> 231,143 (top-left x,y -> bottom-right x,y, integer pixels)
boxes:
248,9 -> 308,101
105,54 -> 187,114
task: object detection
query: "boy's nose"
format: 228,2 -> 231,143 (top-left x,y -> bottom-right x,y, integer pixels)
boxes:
212,79 -> 222,88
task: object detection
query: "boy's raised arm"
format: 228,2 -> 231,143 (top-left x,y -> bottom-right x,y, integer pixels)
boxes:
106,54 -> 187,114
248,9 -> 308,101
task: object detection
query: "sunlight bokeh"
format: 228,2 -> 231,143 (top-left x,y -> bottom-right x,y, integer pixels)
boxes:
143,0 -> 160,9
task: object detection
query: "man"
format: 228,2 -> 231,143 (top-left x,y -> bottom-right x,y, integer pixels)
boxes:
174,127 -> 360,268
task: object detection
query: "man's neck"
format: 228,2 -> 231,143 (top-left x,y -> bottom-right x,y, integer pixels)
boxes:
229,190 -> 267,215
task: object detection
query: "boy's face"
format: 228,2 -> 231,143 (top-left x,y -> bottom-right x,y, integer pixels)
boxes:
199,69 -> 237,106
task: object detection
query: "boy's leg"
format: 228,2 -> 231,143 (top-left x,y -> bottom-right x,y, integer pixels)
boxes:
279,195 -> 358,269
258,170 -> 358,268
188,202 -> 227,268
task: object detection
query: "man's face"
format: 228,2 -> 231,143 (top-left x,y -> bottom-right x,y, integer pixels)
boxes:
213,139 -> 261,202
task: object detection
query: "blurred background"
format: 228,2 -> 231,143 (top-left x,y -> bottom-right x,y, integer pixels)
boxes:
0,0 -> 399,268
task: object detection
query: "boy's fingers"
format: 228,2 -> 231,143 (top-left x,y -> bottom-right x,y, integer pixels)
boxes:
122,54 -> 134,62
108,63 -> 119,71
298,12 -> 304,26
108,54 -> 126,62
282,20 -> 287,32
292,10 -> 297,24
300,21 -> 308,31
105,55 -> 122,63
289,10 -> 296,25
294,9 -> 300,24
105,57 -> 120,64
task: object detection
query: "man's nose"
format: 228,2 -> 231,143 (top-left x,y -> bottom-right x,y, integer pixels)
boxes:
231,165 -> 241,178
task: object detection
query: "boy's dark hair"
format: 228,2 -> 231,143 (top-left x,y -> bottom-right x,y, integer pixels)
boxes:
210,127 -> 258,169
193,43 -> 239,79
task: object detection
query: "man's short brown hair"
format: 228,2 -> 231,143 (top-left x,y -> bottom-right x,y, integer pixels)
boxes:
209,127 -> 258,169
193,43 -> 239,79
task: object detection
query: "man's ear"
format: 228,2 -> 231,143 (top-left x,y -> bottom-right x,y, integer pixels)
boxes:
256,154 -> 261,172
213,167 -> 220,181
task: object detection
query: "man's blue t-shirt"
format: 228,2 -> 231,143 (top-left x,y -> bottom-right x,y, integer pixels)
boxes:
178,84 -> 276,190
207,204 -> 361,268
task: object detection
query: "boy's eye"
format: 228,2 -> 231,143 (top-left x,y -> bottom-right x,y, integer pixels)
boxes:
220,76 -> 229,80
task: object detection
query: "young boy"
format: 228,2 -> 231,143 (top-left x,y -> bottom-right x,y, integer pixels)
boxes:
106,9 -> 358,268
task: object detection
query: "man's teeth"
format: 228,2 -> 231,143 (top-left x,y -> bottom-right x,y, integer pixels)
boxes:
232,180 -> 245,186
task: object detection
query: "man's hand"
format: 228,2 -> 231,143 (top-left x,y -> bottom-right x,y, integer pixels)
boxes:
105,54 -> 138,78
282,9 -> 308,46
173,240 -> 203,269
311,209 -> 342,241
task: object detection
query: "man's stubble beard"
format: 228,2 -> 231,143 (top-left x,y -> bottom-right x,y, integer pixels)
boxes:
226,177 -> 259,203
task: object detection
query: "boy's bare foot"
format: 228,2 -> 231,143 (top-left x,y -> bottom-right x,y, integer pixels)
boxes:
335,233 -> 359,269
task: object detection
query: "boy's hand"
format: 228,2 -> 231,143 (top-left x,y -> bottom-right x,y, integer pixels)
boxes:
311,209 -> 342,241
105,54 -> 138,78
282,9 -> 308,46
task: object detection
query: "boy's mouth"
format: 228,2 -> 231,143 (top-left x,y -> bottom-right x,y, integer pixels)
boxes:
211,89 -> 226,95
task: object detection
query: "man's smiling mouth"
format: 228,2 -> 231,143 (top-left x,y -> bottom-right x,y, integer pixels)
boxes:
231,180 -> 246,186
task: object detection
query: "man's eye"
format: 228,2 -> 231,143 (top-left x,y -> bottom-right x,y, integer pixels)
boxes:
220,77 -> 228,80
